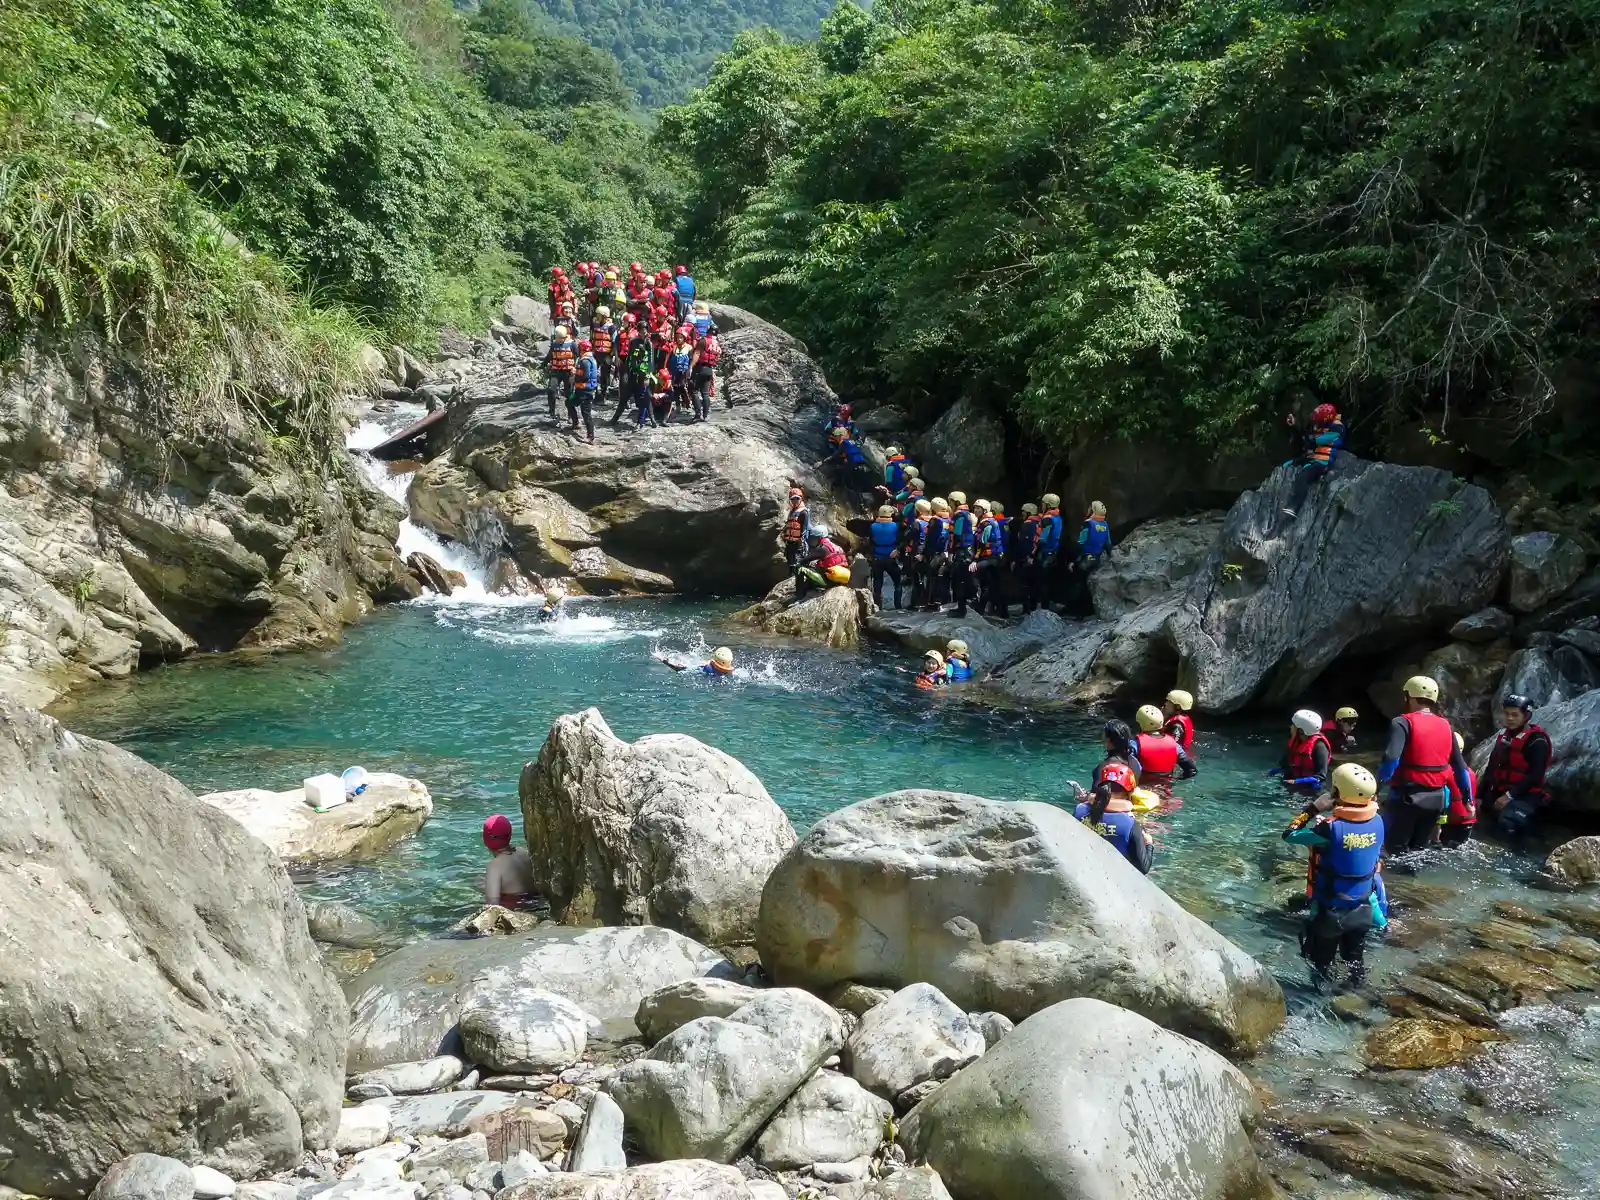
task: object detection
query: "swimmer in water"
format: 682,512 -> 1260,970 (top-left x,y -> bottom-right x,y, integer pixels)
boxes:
656,645 -> 736,676
482,814 -> 536,908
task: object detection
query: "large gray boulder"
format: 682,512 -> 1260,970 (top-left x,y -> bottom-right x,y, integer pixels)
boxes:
1368,640 -> 1512,742
732,584 -> 875,649
843,984 -> 986,1100
914,398 -> 1005,499
1169,457 -> 1508,713
1508,531 -> 1588,612
753,1071 -> 891,1172
987,598 -> 1181,707
344,926 -> 732,1073
897,998 -> 1267,1200
605,988 -> 845,1163
0,701 -> 345,1198
458,982 -> 592,1073
197,774 -> 432,866
519,709 -> 795,944
1471,687 -> 1600,815
1087,513 -> 1223,619
409,309 -> 850,595
636,978 -> 762,1044
89,1156 -> 195,1200
756,791 -> 1284,1055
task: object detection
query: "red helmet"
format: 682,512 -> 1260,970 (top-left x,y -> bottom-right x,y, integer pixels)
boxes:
678,323 -> 694,338
625,313 -> 639,325
1100,762 -> 1137,793
551,267 -> 564,277
838,403 -> 852,417
578,339 -> 592,352
675,264 -> 687,274
1312,403 -> 1338,424
657,368 -> 672,385
629,261 -> 642,272
482,813 -> 513,851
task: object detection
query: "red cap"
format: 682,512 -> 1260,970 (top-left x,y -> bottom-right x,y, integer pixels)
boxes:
676,265 -> 687,274
578,339 -> 592,352
1313,402 -> 1338,423
626,313 -> 639,324
1100,762 -> 1136,793
482,813 -> 513,850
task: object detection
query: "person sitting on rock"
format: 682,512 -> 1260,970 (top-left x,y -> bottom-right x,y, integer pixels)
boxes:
1377,675 -> 1474,853
795,527 -> 851,600
868,505 -> 903,610
1270,709 -> 1333,800
1283,763 -> 1387,981
647,367 -> 675,427
543,325 -> 577,420
1321,706 -> 1359,753
945,639 -> 973,681
482,814 -> 536,909
1072,761 -> 1153,874
1476,692 -> 1551,838
1281,402 -> 1345,520
659,645 -> 736,677
1162,688 -> 1196,754
1134,704 -> 1197,791
914,649 -> 948,690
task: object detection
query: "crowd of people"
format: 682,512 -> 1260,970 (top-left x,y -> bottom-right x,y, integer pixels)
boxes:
539,262 -> 724,441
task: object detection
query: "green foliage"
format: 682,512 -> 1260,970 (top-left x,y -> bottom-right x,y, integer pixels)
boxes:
667,0 -> 1600,461
468,0 -> 629,110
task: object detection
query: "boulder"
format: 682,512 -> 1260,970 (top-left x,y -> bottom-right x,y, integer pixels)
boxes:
1063,433 -> 1277,534
897,998 -> 1267,1200
372,1092 -> 563,1148
403,1134 -> 488,1184
0,701 -> 345,1198
198,774 -> 432,866
843,984 -> 985,1100
914,398 -> 1006,499
459,982 -> 592,1073
187,1174 -> 232,1200
756,790 -> 1284,1055
565,1093 -> 626,1174
1499,643 -> 1589,708
865,608 -> 1068,671
1450,606 -> 1515,643
518,709 -> 795,945
636,978 -> 763,1044
1087,512 -> 1223,619
415,309 -> 850,595
89,1156 -> 194,1200
348,1056 -> 466,1097
306,902 -> 391,950
333,1106 -> 393,1155
1367,640 -> 1512,742
345,926 -> 732,1073
496,1161 -> 756,1200
1545,835 -> 1600,885
1508,531 -> 1588,612
832,1168 -> 953,1200
1471,687 -> 1600,815
972,1011 -> 1013,1047
604,988 -> 845,1163
731,585 -> 875,649
1169,457 -> 1508,713
501,296 -> 552,336
753,1071 -> 891,1172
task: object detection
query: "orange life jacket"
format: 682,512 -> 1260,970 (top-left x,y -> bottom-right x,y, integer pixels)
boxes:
547,340 -> 575,373
591,323 -> 614,355
784,508 -> 807,542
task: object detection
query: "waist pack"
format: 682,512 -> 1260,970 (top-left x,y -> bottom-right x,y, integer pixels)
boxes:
1404,787 -> 1449,813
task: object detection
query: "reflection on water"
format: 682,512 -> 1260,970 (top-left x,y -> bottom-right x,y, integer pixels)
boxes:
48,595 -> 1600,1194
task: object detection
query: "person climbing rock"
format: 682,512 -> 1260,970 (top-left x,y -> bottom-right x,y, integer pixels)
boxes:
1072,761 -> 1153,874
690,324 -> 720,421
949,491 -> 977,617
868,505 -> 903,610
590,306 -> 616,401
1030,493 -> 1064,612
1377,675 -> 1474,854
659,645 -> 737,676
782,488 -> 811,573
1269,709 -> 1332,800
823,402 -> 857,442
1476,693 -> 1552,838
971,499 -> 1008,618
1013,502 -> 1041,611
817,424 -> 871,491
1134,704 -> 1197,790
1283,762 -> 1387,981
570,339 -> 598,443
673,264 -> 696,321
482,814 -> 536,908
920,497 -> 953,611
1282,402 -> 1345,519
1163,689 -> 1196,754
543,325 -> 577,420
1322,706 -> 1359,753
897,476 -> 926,521
914,650 -> 947,690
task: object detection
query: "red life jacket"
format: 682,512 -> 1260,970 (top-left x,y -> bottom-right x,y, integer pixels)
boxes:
547,340 -> 575,373
915,670 -> 941,690
616,327 -> 634,356
699,334 -> 720,365
1285,732 -> 1330,780
1166,712 -> 1195,753
1483,723 -> 1550,801
784,507 -> 807,543
591,323 -> 614,355
1135,732 -> 1179,778
1446,767 -> 1478,825
1394,710 -> 1454,789
816,538 -> 847,571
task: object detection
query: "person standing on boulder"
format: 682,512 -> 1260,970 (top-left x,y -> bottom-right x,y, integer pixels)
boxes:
482,814 -> 536,909
920,497 -> 953,611
1377,675 -> 1475,853
1283,763 -> 1387,981
673,264 -> 696,322
543,325 -> 577,421
1071,501 -> 1114,572
1281,403 -> 1345,520
868,505 -> 903,610
570,339 -> 598,443
970,499 -> 1007,618
689,324 -> 720,421
782,488 -> 811,573
948,492 -> 977,617
1474,693 -> 1552,838
590,306 -> 616,403
899,498 -> 931,608
1030,493 -> 1065,612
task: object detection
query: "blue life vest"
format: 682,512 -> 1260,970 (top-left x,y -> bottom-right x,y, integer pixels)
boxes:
869,519 -> 899,559
947,658 -> 972,681
1080,517 -> 1111,557
995,517 -> 1009,551
1074,800 -> 1138,859
674,274 -> 696,301
576,355 -> 599,391
669,349 -> 692,376
1314,813 -> 1385,910
952,509 -> 976,549
925,516 -> 950,554
691,313 -> 713,336
978,516 -> 1005,558
842,438 -> 866,465
885,459 -> 909,492
904,516 -> 927,552
1038,513 -> 1063,554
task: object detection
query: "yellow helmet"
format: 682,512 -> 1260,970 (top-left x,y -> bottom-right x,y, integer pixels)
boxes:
914,499 -> 932,515
1331,762 -> 1377,802
1402,675 -> 1440,702
949,490 -> 967,506
905,466 -> 921,479
1166,689 -> 1194,711
946,639 -> 968,657
991,502 -> 1005,515
931,497 -> 950,514
1454,730 -> 1465,752
1021,502 -> 1039,515
554,325 -> 569,339
604,270 -> 618,281
885,446 -> 901,457
1136,704 -> 1165,732
1041,493 -> 1060,509
1334,706 -> 1359,720
595,305 -> 610,319
711,647 -> 734,669
1089,500 -> 1107,517
877,505 -> 894,518
923,650 -> 945,668
973,499 -> 990,514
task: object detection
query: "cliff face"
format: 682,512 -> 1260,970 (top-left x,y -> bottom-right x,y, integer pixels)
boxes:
0,344 -> 412,706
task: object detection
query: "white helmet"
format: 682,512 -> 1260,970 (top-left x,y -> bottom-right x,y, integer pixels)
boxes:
1291,709 -> 1322,736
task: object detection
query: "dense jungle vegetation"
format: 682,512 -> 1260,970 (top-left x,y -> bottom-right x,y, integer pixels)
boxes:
658,0 -> 1600,480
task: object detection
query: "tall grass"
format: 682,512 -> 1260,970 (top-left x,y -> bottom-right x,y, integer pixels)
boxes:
0,102 -> 369,463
